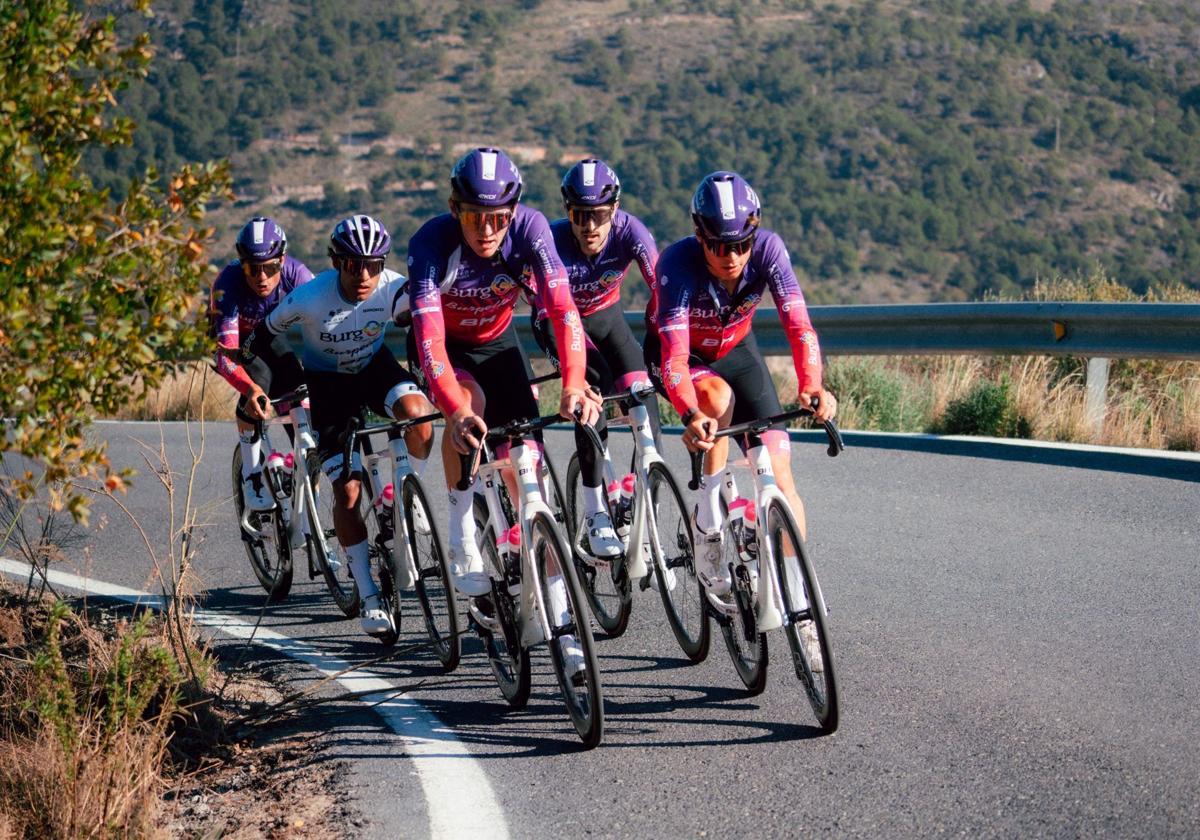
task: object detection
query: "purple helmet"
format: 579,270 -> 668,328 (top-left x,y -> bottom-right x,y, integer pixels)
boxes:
235,216 -> 288,262
328,214 -> 391,258
561,159 -> 621,206
691,171 -> 761,241
450,147 -> 522,207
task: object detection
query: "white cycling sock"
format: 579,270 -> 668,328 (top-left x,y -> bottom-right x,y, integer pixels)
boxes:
238,429 -> 262,478
547,574 -> 570,625
582,483 -> 607,517
696,468 -> 724,533
344,540 -> 377,598
448,485 -> 476,548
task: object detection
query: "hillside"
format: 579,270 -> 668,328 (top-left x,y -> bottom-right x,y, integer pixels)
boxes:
86,0 -> 1200,305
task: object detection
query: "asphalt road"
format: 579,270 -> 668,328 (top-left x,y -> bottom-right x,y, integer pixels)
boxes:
7,420 -> 1199,838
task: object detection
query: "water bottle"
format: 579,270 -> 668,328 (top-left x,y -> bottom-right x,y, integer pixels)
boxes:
497,523 -> 522,595
728,497 -> 758,563
374,483 -> 395,546
264,451 -> 285,500
614,473 -> 636,538
279,452 -> 294,496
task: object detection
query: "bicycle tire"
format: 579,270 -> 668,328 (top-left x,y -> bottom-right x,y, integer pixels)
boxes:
565,452 -> 632,638
403,474 -> 461,672
531,511 -> 604,749
646,462 -> 710,662
765,498 -> 840,732
473,499 -> 531,708
231,444 -> 293,601
305,454 -> 360,618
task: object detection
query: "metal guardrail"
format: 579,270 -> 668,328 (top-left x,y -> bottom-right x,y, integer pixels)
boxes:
511,302 -> 1200,360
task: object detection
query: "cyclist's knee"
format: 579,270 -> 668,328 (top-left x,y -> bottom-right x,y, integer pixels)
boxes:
333,477 -> 362,511
695,377 -> 732,421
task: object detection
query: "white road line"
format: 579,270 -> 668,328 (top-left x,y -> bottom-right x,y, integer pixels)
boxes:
0,557 -> 508,840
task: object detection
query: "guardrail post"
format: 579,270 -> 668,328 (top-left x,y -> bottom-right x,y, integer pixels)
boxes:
1085,357 -> 1110,437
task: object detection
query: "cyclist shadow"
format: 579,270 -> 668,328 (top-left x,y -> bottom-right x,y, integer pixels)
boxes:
199,584 -> 367,631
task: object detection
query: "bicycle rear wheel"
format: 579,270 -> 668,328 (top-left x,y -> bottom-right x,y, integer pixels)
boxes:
646,462 -> 710,662
565,453 -> 631,638
531,511 -> 604,749
717,529 -> 769,695
765,498 -> 839,732
231,445 -> 293,601
305,455 -> 359,618
474,499 -> 530,708
403,474 -> 460,672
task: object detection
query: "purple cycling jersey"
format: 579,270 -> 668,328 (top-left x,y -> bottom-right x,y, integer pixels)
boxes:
547,209 -> 659,319
655,230 -> 821,415
406,207 -> 586,416
209,254 -> 313,393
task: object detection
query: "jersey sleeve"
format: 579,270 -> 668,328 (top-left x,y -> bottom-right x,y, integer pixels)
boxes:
523,213 -> 586,392
763,235 -> 822,392
625,214 -> 661,325
407,233 -> 469,417
655,251 -> 700,416
209,270 -> 254,394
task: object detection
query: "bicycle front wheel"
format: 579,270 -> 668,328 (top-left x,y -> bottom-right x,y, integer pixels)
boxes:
765,498 -> 840,732
403,474 -> 460,672
646,462 -> 710,662
565,453 -> 631,638
474,509 -> 531,708
231,444 -> 293,601
305,455 -> 359,618
531,511 -> 604,749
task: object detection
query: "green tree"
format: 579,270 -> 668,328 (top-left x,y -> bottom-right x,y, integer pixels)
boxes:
0,0 -> 231,521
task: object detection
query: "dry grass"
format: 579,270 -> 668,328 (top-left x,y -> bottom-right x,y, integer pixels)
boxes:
112,364 -> 234,422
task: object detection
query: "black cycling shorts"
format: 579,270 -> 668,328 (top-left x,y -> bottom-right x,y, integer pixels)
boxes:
406,324 -> 538,430
533,303 -> 647,396
305,347 -> 422,464
643,327 -> 784,431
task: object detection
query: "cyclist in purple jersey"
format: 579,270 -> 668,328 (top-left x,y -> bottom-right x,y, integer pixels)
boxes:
209,216 -> 313,511
649,172 -> 837,595
534,159 -> 662,561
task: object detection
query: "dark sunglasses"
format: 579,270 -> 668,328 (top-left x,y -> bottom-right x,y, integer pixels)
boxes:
338,256 -> 386,276
700,232 -> 756,257
567,204 -> 615,227
453,202 -> 514,234
243,259 -> 283,278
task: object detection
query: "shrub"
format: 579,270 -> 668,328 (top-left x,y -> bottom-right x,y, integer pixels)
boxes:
936,377 -> 1031,438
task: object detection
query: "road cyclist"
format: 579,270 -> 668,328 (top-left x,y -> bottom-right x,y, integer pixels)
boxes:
404,144 -> 601,589
246,214 -> 436,640
210,217 -> 313,513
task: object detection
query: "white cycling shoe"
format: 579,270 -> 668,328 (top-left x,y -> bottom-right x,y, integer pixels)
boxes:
410,500 -> 431,535
359,593 -> 391,636
448,542 -> 491,597
799,621 -> 824,673
692,512 -> 730,596
582,510 -> 623,563
242,470 -> 276,512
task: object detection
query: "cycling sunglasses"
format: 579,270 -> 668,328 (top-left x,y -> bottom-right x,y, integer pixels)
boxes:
453,202 -> 515,234
338,256 -> 386,276
243,259 -> 283,278
700,231 -> 757,257
567,204 -> 615,227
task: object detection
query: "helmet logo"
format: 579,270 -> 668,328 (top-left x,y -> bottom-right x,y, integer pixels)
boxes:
715,180 -> 737,220
582,161 -> 597,187
252,220 -> 266,244
480,151 -> 498,181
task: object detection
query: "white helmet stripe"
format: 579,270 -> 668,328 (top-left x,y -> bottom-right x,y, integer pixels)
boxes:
716,180 -> 736,220
252,219 -> 266,244
481,151 -> 498,181
582,161 -> 597,187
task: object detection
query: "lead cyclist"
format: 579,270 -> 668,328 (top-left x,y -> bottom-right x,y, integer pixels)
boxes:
645,171 -> 838,596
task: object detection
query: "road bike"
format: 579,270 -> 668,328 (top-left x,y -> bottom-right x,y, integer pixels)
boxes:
231,386 -> 355,616
687,407 -> 844,731
460,412 -> 605,748
337,410 -> 460,667
562,383 -> 709,661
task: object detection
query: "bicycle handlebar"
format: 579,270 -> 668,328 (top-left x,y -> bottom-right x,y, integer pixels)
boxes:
452,409 -> 600,491
686,403 -> 845,490
338,410 -> 443,483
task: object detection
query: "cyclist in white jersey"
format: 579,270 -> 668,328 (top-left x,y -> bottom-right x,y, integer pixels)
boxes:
247,215 -> 435,637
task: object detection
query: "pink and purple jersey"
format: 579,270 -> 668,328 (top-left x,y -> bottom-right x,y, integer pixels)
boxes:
655,231 -> 822,415
209,255 -> 313,394
548,209 -> 659,320
406,206 -> 586,416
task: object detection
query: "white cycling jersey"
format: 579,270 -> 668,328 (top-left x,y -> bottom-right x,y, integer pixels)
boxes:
262,268 -> 409,374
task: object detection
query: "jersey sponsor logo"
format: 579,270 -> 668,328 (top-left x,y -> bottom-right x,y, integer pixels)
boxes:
459,314 -> 500,328
319,320 -> 383,343
489,275 -> 517,296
